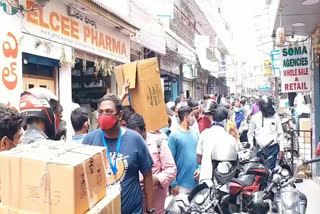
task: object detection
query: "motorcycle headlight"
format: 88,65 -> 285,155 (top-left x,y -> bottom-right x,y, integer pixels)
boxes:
194,194 -> 205,205
281,168 -> 290,177
281,190 -> 300,212
217,161 -> 232,174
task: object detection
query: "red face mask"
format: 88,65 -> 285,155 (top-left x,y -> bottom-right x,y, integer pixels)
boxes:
98,114 -> 118,131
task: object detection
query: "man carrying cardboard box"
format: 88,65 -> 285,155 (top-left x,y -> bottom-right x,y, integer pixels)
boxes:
83,94 -> 155,214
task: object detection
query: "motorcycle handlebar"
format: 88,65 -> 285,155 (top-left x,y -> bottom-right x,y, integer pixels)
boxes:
303,157 -> 320,165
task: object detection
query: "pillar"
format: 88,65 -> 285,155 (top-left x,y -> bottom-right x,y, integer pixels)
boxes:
59,63 -> 73,141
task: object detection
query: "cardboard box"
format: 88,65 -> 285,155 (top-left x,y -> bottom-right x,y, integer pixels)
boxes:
0,141 -> 107,214
86,185 -> 121,214
115,58 -> 168,131
0,189 -> 120,214
299,118 -> 311,131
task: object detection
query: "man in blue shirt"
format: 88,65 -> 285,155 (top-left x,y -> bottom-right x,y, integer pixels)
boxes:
82,94 -> 155,214
168,106 -> 199,195
71,107 -> 90,144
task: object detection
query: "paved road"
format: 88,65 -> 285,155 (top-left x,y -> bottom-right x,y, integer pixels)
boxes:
296,179 -> 320,214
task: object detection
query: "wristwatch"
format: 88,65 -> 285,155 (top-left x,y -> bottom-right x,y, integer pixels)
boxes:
146,208 -> 156,214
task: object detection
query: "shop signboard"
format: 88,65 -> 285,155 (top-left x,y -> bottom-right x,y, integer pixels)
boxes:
22,0 -> 130,63
263,59 -> 273,76
0,3 -> 22,109
271,49 -> 281,77
280,44 -> 311,92
258,82 -> 271,90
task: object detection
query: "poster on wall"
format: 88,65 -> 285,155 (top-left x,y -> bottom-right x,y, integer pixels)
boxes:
280,44 -> 311,93
0,3 -> 22,109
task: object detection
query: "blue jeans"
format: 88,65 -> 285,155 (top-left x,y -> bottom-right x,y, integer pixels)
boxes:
262,143 -> 280,170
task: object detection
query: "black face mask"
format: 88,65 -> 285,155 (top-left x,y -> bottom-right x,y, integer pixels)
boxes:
260,105 -> 275,118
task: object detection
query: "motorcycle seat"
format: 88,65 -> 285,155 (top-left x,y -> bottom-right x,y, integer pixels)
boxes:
231,175 -> 256,187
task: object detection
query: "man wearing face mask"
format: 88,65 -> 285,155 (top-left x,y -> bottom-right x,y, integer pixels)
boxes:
82,94 -> 155,214
248,96 -> 285,170
168,106 -> 199,196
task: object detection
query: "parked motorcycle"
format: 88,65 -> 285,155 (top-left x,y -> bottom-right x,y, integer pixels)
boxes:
247,157 -> 320,214
165,142 -> 238,214
280,113 -> 299,173
229,142 -> 272,213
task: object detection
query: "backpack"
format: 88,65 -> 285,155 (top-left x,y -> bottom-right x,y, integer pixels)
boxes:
235,111 -> 244,129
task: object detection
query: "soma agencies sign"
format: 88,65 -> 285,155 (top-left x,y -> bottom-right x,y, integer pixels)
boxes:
23,0 -> 130,63
280,44 -> 311,92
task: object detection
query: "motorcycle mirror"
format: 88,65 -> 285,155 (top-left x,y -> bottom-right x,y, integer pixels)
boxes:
295,178 -> 303,183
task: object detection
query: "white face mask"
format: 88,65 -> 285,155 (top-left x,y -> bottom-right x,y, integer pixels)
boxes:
188,116 -> 195,126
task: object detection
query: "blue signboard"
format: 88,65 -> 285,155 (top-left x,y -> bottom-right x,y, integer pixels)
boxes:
271,49 -> 281,77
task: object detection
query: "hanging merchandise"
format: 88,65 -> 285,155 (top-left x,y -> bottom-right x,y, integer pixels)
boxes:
59,48 -> 67,66
70,49 -> 76,68
82,59 -> 87,72
99,60 -> 114,77
100,59 -> 106,76
276,27 -> 286,46
106,60 -> 114,76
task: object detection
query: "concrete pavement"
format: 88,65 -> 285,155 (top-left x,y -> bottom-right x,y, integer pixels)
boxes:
296,179 -> 320,214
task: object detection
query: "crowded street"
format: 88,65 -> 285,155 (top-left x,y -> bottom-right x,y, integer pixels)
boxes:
0,0 -> 319,214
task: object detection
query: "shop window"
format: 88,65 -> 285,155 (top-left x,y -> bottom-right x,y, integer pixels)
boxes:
72,58 -> 110,105
28,84 -> 34,89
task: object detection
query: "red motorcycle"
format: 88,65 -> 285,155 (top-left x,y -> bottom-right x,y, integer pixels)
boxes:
229,143 -> 272,213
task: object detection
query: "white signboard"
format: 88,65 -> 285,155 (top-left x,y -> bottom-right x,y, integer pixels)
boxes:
280,44 -> 311,92
22,0 -> 130,63
0,4 -> 22,109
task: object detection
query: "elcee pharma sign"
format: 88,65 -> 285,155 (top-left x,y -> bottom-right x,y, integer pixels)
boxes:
0,4 -> 22,109
23,0 -> 130,63
280,44 -> 311,92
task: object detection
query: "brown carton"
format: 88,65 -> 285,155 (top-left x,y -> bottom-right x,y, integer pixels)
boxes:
0,188 -> 120,214
0,141 -> 107,214
115,58 -> 168,131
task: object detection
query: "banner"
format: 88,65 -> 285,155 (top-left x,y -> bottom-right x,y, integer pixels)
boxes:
280,44 -> 311,92
263,59 -> 273,76
0,3 -> 22,109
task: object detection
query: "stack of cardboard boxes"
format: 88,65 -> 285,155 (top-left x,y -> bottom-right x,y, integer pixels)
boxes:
0,141 -> 120,214
299,118 -> 312,160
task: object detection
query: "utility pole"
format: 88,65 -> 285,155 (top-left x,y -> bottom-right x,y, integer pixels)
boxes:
273,39 -> 280,105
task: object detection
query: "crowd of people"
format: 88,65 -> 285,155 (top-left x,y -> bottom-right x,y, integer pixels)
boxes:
0,85 -> 311,214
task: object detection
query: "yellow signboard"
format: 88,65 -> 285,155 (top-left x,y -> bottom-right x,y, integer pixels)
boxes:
263,60 -> 273,76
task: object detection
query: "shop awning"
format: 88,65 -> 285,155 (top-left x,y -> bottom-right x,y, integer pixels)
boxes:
23,53 -> 59,67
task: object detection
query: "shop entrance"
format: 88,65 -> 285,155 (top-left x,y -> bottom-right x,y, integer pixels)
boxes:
22,53 -> 58,95
23,76 -> 55,93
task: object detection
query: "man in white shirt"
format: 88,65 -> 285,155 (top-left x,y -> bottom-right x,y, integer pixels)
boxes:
197,102 -> 239,182
247,96 -> 285,169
